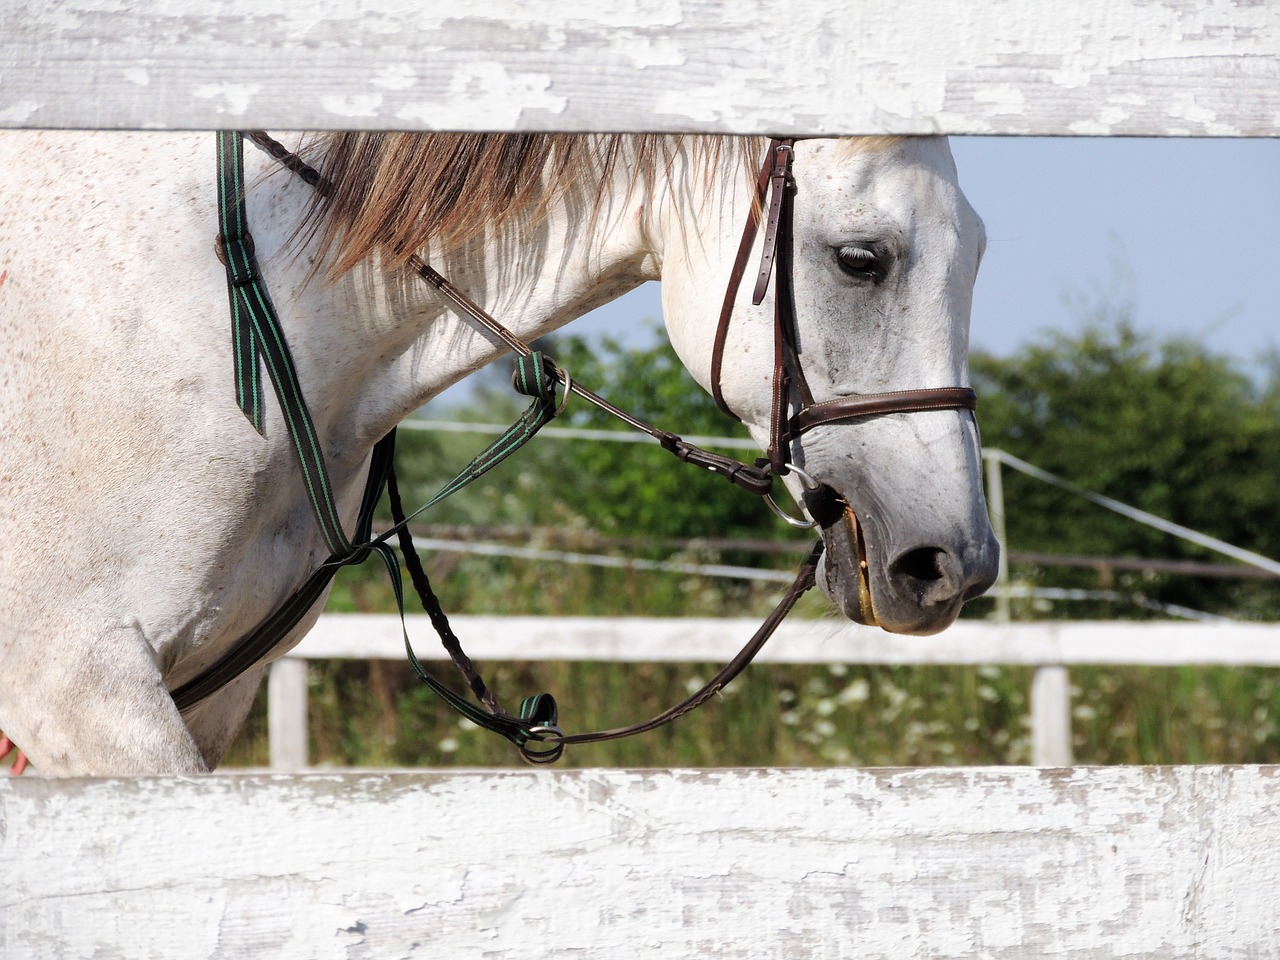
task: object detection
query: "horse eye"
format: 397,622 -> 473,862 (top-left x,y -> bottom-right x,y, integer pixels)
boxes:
839,244 -> 880,277
836,244 -> 882,279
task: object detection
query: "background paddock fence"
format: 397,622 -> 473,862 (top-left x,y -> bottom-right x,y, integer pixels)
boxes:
267,616 -> 1280,770
3,766 -> 1279,958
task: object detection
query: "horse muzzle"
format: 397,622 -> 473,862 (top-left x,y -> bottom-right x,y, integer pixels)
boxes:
807,484 -> 999,635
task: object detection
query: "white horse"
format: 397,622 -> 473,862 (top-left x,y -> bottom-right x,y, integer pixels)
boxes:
0,132 -> 997,775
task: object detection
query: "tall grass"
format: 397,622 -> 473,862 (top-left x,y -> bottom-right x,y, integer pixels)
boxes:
221,556 -> 1280,769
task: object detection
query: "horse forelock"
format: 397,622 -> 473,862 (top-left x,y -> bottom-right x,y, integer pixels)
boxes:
300,132 -> 765,280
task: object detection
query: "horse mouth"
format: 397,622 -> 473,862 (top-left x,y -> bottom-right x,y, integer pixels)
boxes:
840,509 -> 879,625
809,483 -> 994,634
809,487 -> 879,627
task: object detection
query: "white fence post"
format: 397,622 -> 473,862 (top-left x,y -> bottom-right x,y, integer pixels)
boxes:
984,450 -> 1012,623
267,658 -> 309,771
1031,664 -> 1074,766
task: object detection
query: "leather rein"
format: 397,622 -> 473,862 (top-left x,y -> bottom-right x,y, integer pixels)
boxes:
185,132 -> 976,763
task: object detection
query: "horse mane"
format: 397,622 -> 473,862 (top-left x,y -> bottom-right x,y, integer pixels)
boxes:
300,132 -> 762,280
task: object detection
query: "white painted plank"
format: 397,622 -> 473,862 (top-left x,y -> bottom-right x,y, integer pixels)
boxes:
292,615 -> 1280,666
3,0 -> 1277,134
2,767 -> 1278,957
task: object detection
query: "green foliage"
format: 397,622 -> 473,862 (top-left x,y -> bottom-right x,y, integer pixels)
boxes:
548,330 -> 778,541
971,304 -> 1280,620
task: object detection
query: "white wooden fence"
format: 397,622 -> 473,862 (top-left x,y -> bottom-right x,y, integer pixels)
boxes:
268,616 -> 1280,771
4,1 -> 1279,957
4,0 -> 1275,136
3,766 -> 1280,957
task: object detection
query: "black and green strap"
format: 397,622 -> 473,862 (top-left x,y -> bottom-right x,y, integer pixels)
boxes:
216,130 -> 351,558
180,134 -> 568,750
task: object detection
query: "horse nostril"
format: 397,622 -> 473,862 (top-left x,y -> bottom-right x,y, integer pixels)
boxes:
892,547 -> 948,583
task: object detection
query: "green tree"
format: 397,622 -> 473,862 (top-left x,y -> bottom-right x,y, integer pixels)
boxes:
547,330 -> 791,542
971,309 -> 1279,619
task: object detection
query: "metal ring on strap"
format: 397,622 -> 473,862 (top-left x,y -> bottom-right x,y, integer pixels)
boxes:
553,368 -> 573,417
763,463 -> 821,529
519,725 -> 567,765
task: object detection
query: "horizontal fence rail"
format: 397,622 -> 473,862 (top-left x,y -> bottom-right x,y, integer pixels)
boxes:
265,617 -> 1280,769
4,0 -> 1277,134
3,767 -> 1279,958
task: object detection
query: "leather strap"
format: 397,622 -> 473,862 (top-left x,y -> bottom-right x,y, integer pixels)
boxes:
752,141 -> 794,306
545,541 -> 823,749
710,138 -> 980,473
709,143 -> 775,420
793,387 -> 978,434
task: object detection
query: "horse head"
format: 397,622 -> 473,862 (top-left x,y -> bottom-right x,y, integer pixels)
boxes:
660,136 -> 999,634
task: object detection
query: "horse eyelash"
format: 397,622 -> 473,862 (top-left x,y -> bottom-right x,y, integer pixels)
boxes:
839,245 -> 877,262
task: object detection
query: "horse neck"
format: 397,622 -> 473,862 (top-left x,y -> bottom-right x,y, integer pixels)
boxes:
648,140 -> 759,397
326,154 -> 663,443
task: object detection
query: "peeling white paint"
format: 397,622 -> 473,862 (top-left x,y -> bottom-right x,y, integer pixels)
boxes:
619,34 -> 686,69
2,768 -> 1279,957
0,100 -> 38,124
401,63 -> 567,127
974,84 -> 1028,109
0,0 -> 1274,133
321,93 -> 384,118
372,63 -> 417,91
192,82 -> 262,117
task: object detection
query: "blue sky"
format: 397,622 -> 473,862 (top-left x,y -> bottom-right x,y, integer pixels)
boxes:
566,137 -> 1278,373
954,137 -> 1278,368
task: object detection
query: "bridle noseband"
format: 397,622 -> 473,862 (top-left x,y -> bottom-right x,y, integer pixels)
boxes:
711,138 -> 977,485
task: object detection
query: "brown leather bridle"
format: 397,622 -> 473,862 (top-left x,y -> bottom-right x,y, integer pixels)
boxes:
191,132 -> 981,764
711,139 -> 977,482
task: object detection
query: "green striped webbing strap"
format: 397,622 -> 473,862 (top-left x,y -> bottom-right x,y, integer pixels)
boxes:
171,431 -> 396,711
172,352 -> 565,726
216,130 -> 350,558
178,133 -> 566,750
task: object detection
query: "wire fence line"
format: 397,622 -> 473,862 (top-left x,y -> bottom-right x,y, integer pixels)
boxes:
408,536 -> 797,584
407,523 -> 1277,581
988,449 -> 1280,578
400,417 -> 759,449
409,537 -> 1224,622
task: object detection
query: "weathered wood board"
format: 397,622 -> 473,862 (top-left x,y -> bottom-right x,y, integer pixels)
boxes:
3,0 -> 1277,134
3,767 -> 1279,957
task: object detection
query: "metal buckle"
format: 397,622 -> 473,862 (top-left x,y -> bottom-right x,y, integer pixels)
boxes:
764,462 -> 820,529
